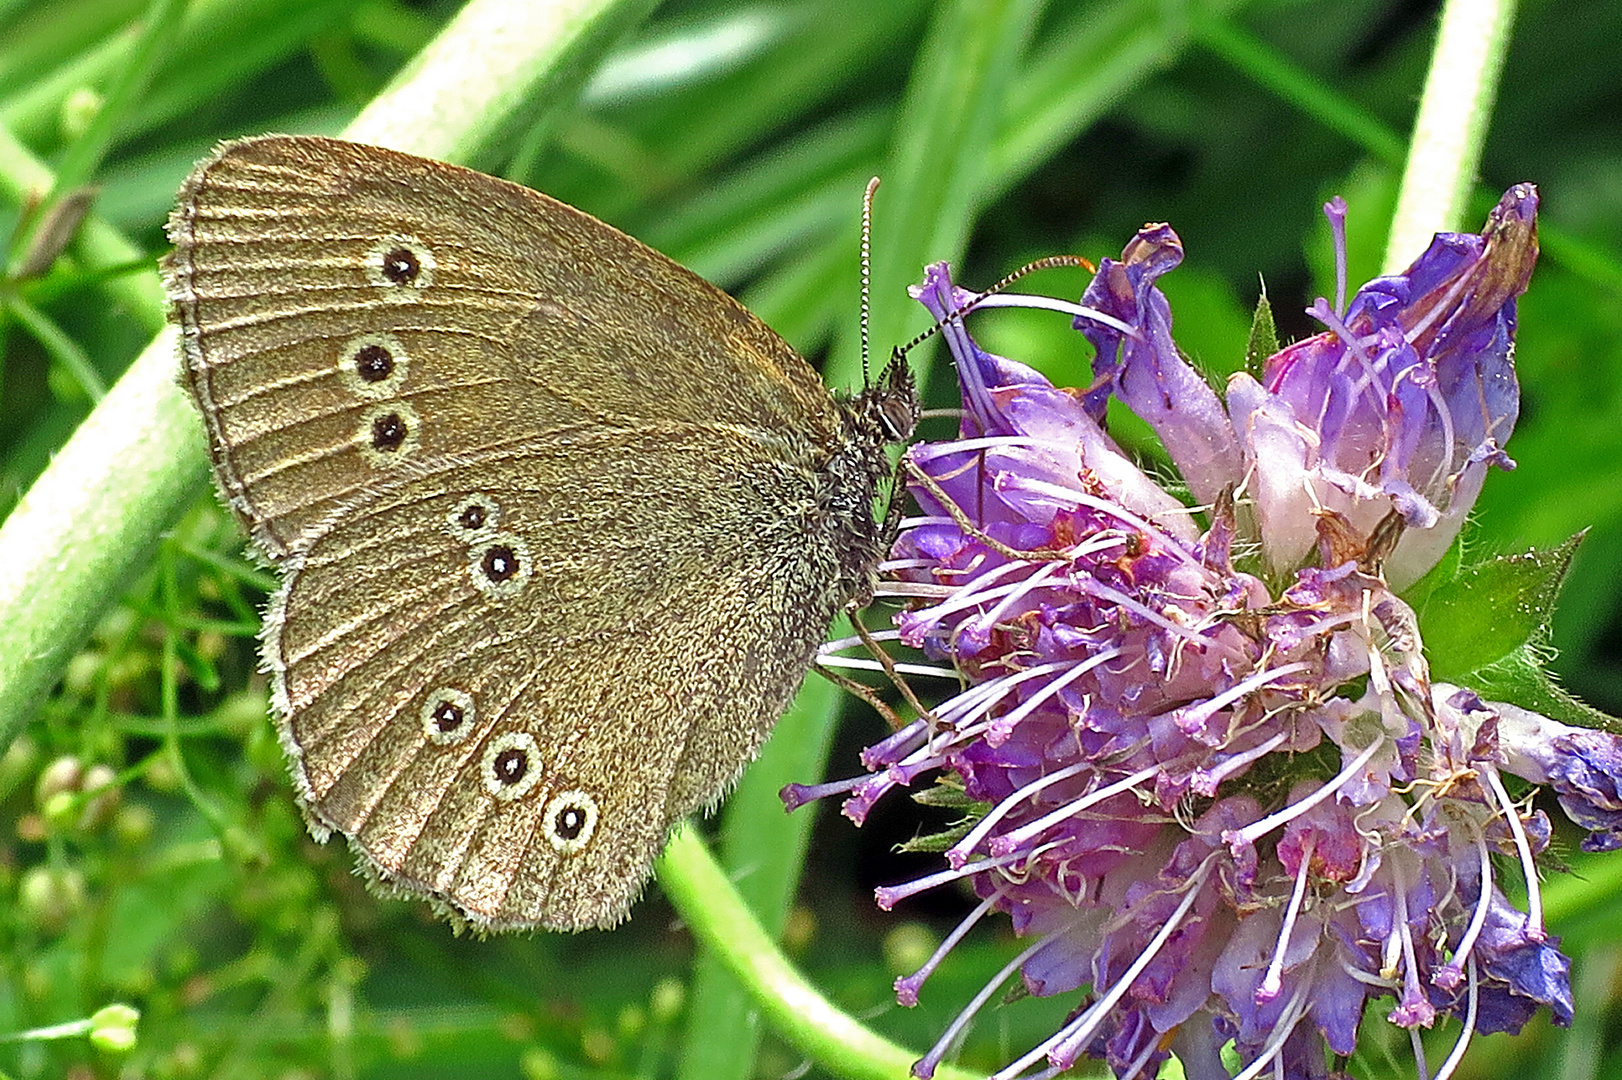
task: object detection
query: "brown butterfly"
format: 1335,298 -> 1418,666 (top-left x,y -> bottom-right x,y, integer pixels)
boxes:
165,135 -> 916,929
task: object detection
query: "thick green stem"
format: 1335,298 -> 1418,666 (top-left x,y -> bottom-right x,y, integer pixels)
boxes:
658,826 -> 985,1080
1383,0 -> 1517,271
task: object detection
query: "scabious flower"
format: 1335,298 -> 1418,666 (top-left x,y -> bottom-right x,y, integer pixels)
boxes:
785,186 -> 1619,1079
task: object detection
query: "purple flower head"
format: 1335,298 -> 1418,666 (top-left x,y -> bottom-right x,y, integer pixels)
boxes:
1227,186 -> 1538,586
782,188 -> 1621,1080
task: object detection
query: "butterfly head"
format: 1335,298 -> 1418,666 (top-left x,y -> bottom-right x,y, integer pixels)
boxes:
859,347 -> 919,448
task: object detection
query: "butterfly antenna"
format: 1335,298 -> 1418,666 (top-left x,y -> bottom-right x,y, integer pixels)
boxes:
860,176 -> 881,387
894,253 -> 1094,358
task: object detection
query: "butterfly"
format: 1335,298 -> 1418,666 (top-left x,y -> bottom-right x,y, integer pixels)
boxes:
165,135 -> 916,929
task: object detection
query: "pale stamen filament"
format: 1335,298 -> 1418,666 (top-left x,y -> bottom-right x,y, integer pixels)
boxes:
990,765 -> 1161,854
1382,919 -> 1403,981
1114,1030 -> 1167,1080
875,582 -> 961,601
1412,1027 -> 1432,1080
1431,959 -> 1480,1080
816,654 -> 957,680
1231,982 -> 1310,1080
1440,835 -> 1495,984
946,760 -> 1092,868
1261,834 -> 1316,1001
972,561 -> 1068,634
895,891 -> 1002,1004
905,561 -> 1045,624
1013,477 -> 1204,567
1176,662 -> 1313,733
1395,876 -> 1429,1015
1194,729 -> 1291,794
1231,738 -> 1384,849
1032,860 -> 1216,1075
1481,765 -> 1544,939
875,849 -> 1028,908
984,650 -> 1122,739
914,934 -> 1057,1079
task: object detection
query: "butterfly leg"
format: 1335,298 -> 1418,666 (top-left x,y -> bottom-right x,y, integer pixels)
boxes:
812,657 -> 906,730
847,608 -> 935,731
902,458 -> 1071,563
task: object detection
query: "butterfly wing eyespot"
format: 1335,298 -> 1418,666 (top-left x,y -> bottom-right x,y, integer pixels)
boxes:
338,333 -> 410,398
482,732 -> 544,800
421,687 -> 476,745
365,235 -> 435,291
445,495 -> 499,539
543,791 -> 599,854
358,402 -> 420,465
466,534 -> 531,599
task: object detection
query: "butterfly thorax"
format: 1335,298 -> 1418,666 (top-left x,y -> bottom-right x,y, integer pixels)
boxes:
822,358 -> 919,607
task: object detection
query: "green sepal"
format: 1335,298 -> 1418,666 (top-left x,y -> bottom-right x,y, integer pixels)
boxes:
897,821 -> 976,854
1468,646 -> 1620,734
1244,286 -> 1279,377
910,777 -> 981,809
897,780 -> 989,853
1411,531 -> 1622,732
1413,533 -> 1581,680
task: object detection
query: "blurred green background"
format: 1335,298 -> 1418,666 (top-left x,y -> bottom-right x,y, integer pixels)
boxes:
2,0 -> 1621,1078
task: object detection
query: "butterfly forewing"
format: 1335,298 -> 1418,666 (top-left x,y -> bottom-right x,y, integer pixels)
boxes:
167,135 -> 842,558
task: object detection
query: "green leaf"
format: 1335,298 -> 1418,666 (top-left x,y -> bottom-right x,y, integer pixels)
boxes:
1415,533 -> 1582,681
1400,529 -> 1465,613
